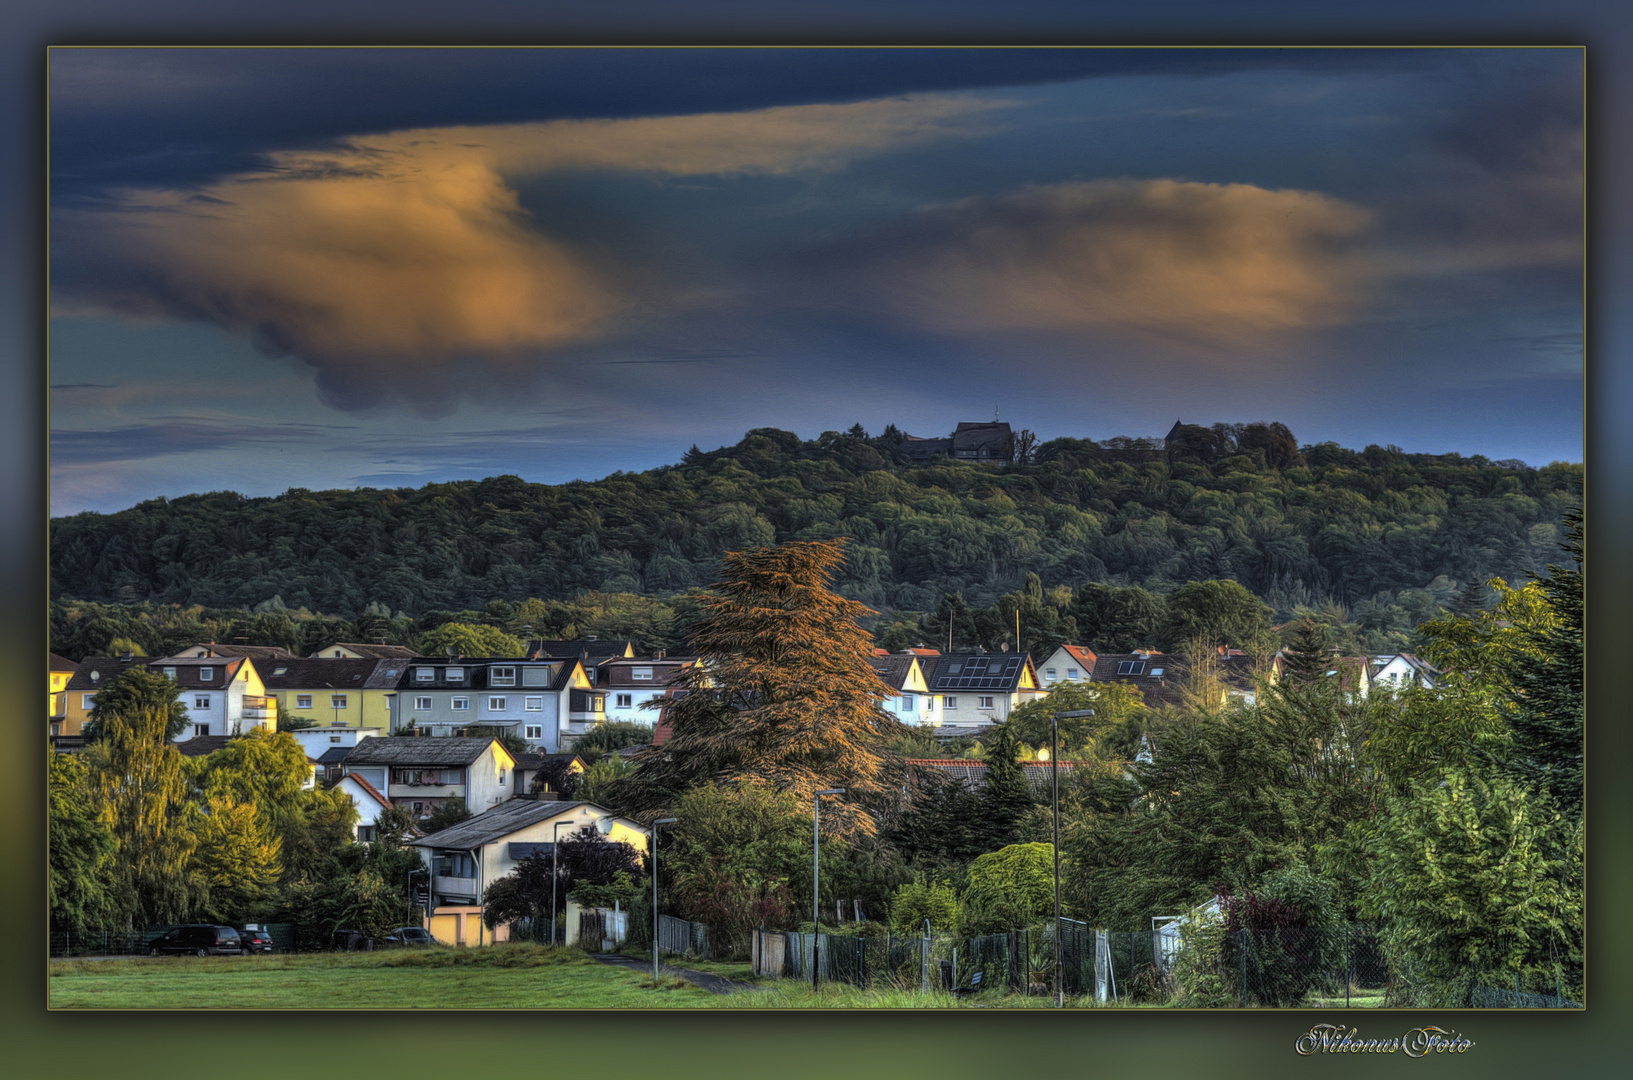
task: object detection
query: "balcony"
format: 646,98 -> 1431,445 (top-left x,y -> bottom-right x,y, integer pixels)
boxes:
433,875 -> 479,902
242,695 -> 277,720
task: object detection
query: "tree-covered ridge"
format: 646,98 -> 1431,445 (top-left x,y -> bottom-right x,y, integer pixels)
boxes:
51,425 -> 1581,624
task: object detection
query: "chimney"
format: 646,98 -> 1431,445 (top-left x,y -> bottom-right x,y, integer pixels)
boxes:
655,649 -> 666,660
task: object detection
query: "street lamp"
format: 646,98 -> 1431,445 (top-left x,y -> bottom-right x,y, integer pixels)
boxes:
1051,708 -> 1094,1008
650,817 -> 677,986
812,788 -> 845,991
550,818 -> 579,947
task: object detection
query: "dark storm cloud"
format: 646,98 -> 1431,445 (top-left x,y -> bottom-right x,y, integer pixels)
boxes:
48,47 -> 1452,202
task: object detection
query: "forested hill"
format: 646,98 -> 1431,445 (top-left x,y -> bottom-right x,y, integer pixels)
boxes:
50,425 -> 1581,623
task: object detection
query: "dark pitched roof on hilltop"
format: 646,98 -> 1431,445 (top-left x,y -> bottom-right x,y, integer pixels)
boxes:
50,653 -> 78,672
344,737 -> 501,767
167,643 -> 296,660
319,643 -> 417,659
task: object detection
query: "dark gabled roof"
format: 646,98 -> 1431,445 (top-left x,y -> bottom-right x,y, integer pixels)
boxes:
166,643 -> 296,660
319,643 -> 417,659
950,421 -> 1013,457
50,653 -> 78,672
923,652 -> 1027,692
343,737 -> 502,767
602,658 -> 697,688
528,639 -> 634,661
66,656 -> 158,692
162,657 -> 248,691
399,658 -> 575,691
408,800 -> 589,849
259,658 -> 389,691
317,745 -> 355,766
866,654 -> 918,692
512,753 -> 586,772
173,735 -> 233,757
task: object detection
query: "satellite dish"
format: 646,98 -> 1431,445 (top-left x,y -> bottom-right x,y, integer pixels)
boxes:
594,817 -> 616,836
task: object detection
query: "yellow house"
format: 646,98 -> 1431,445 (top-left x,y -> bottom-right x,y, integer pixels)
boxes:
408,798 -> 650,947
260,657 -> 408,730
49,654 -> 77,737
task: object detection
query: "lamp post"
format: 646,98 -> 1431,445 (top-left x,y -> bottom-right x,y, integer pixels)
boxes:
550,818 -> 578,947
812,788 -> 845,991
650,817 -> 677,986
1051,708 -> 1094,1008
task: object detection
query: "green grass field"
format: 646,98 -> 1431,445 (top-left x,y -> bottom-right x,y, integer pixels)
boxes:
48,945 -> 721,1009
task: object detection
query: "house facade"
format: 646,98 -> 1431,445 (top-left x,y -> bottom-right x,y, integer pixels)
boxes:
340,737 -> 517,822
918,650 -> 1043,725
1370,653 -> 1443,690
49,653 -> 76,738
408,798 -> 649,947
868,652 -> 938,725
63,655 -> 277,740
1036,644 -> 1097,689
335,772 -> 396,843
396,657 -> 591,752
260,657 -> 406,731
599,656 -> 698,724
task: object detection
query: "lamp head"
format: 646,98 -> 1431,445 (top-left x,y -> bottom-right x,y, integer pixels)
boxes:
815,788 -> 845,797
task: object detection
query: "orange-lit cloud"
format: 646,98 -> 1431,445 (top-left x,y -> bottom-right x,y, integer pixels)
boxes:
879,179 -> 1374,344
53,95 -> 999,406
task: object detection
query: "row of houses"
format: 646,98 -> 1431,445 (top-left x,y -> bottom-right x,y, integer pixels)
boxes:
50,638 -> 699,754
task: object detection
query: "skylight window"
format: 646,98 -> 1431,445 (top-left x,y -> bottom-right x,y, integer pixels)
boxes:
1116,661 -> 1145,675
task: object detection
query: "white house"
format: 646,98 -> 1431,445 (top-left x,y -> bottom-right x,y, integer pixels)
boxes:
154,656 -> 276,740
340,736 -> 517,822
868,652 -> 939,725
335,772 -> 396,843
917,650 -> 1044,726
1036,644 -> 1097,689
408,798 -> 649,947
397,658 -> 591,753
1370,653 -> 1443,690
599,656 -> 700,724
286,724 -> 382,760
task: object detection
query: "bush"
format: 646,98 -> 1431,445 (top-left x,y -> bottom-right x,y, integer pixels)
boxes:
888,876 -> 959,936
961,842 -> 1054,935
1167,908 -> 1234,1006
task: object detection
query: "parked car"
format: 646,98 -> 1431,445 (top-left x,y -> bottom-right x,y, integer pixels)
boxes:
147,925 -> 245,957
383,926 -> 434,946
238,928 -> 274,954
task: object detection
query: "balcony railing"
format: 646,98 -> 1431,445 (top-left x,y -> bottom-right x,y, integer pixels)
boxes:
434,875 -> 479,901
242,696 -> 277,719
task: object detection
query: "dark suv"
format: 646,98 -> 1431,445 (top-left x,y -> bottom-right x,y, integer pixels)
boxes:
238,927 -> 274,954
147,925 -> 244,956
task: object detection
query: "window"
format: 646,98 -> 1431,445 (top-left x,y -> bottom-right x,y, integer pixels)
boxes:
194,695 -> 211,710
82,694 -> 96,709
356,825 -> 376,843
592,695 -> 605,713
944,696 -> 957,710
1149,667 -> 1165,678
200,667 -> 214,681
445,667 -> 465,682
616,693 -> 632,709
525,725 -> 542,740
329,735 -> 341,744
488,696 -> 507,711
452,697 -> 469,711
1067,668 -> 1078,680
978,696 -> 995,710
499,769 -> 506,786
490,666 -> 516,687
333,650 -> 344,658
928,698 -> 936,711
272,666 -> 287,676
415,696 -> 433,710
1046,668 -> 1057,679
1116,661 -> 1145,675
194,723 -> 209,737
415,667 -> 435,682
902,693 -> 915,710
632,666 -> 653,680
162,667 -> 177,681
331,694 -> 348,709
296,695 -> 313,709
525,696 -> 543,711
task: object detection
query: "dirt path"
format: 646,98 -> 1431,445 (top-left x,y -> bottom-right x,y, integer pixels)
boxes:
590,953 -> 759,995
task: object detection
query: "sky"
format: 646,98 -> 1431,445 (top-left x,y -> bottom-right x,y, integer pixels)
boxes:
47,46 -> 1584,516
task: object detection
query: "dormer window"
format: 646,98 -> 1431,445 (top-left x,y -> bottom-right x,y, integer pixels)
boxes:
200,667 -> 214,681
490,667 -> 516,687
446,667 -> 465,682
415,667 -> 435,682
1116,661 -> 1144,675
632,667 -> 653,681
163,667 -> 177,680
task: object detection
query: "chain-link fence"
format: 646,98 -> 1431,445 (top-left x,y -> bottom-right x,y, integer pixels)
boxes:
1228,927 -> 1389,1007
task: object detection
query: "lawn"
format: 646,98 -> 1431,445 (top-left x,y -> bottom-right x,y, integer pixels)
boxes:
48,944 -> 721,1009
